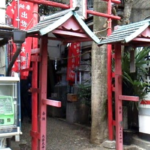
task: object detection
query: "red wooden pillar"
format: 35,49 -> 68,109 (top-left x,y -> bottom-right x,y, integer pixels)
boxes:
39,36 -> 48,150
115,44 -> 123,150
107,0 -> 113,140
70,0 -> 73,8
31,3 -> 39,150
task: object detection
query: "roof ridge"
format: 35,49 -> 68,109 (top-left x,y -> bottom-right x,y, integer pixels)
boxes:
99,19 -> 150,45
118,19 -> 150,29
40,8 -> 75,23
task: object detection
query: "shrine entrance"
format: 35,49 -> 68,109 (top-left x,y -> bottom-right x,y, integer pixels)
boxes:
99,19 -> 150,150
21,0 -> 121,149
27,8 -> 100,150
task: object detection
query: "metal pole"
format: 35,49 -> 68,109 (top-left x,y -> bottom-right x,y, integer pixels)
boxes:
17,0 -> 20,28
16,1 -> 21,132
107,0 -> 113,140
115,44 -> 123,150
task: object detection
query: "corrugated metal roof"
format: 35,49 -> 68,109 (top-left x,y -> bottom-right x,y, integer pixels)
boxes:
27,8 -> 100,44
99,19 -> 150,45
27,8 -> 75,34
28,9 -> 74,34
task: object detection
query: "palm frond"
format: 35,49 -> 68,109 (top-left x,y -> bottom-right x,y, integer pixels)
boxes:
122,47 -> 150,109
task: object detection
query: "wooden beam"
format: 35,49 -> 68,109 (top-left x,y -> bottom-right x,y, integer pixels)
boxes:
21,0 -> 70,9
53,30 -> 89,38
119,95 -> 139,102
133,37 -> 150,42
102,0 -> 121,4
42,99 -> 61,107
87,10 -> 121,20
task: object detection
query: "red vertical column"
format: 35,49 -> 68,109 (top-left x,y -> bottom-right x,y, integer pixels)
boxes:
70,0 -> 73,8
39,36 -> 48,150
31,4 -> 39,150
107,0 -> 113,140
115,44 -> 123,150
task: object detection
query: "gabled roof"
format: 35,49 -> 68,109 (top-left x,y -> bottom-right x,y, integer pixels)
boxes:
99,19 -> 150,45
27,9 -> 100,44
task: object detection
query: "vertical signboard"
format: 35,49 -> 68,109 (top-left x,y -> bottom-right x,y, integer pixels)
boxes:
6,1 -> 33,78
67,43 -> 80,82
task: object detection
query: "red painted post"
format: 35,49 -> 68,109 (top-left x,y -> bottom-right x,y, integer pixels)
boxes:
107,0 -> 113,140
70,0 -> 73,8
31,3 -> 39,150
115,44 -> 123,150
103,0 -> 121,4
87,10 -> 121,20
39,36 -> 48,150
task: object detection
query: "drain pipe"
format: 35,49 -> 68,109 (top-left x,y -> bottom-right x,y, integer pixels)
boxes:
6,43 -> 22,76
6,29 -> 26,76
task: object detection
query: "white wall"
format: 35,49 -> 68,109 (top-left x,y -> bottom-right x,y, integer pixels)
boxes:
0,0 -> 6,24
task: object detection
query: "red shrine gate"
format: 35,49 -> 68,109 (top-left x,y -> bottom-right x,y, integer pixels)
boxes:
13,0 -> 138,150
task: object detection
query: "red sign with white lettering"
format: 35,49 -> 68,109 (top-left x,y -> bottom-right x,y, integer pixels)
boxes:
67,43 -> 80,82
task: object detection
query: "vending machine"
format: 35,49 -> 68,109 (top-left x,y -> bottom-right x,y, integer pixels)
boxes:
0,76 -> 21,149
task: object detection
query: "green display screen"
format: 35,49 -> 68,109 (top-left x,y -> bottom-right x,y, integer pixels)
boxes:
0,96 -> 14,125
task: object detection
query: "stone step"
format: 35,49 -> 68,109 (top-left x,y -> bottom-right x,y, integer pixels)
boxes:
132,135 -> 150,150
124,145 -> 146,150
102,140 -> 146,150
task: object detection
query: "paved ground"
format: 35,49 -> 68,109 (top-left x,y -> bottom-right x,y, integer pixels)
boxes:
10,117 -> 145,150
11,117 -> 102,150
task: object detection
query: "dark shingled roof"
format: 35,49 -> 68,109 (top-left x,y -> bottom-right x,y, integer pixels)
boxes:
27,9 -> 73,34
27,8 -> 100,44
99,19 -> 150,45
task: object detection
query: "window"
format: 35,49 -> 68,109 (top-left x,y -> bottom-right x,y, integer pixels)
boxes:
87,0 -> 93,9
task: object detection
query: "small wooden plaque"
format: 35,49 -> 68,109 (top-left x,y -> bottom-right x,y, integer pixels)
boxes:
67,94 -> 78,102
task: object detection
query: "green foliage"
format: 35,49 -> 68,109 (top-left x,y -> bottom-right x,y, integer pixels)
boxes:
122,47 -> 150,109
77,83 -> 91,106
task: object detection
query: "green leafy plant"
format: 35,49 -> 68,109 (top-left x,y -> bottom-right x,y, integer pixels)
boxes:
122,47 -> 150,109
77,83 -> 91,106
